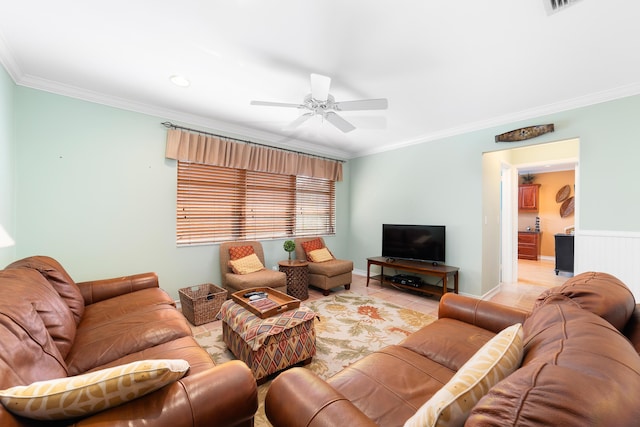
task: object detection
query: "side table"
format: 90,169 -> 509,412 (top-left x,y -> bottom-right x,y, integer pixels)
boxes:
279,260 -> 309,300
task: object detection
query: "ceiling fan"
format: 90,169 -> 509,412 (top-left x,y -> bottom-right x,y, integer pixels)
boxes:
250,73 -> 388,133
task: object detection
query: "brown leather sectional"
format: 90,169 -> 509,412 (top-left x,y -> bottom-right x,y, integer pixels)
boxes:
266,272 -> 640,426
0,256 -> 258,427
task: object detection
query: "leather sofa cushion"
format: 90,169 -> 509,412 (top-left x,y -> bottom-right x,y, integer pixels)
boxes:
66,304 -> 192,376
404,323 -> 523,427
467,302 -> 640,426
7,256 -> 85,324
326,318 -> 498,425
400,318 -> 495,372
81,287 -> 175,323
328,345 -> 455,426
92,336 -> 215,375
0,269 -> 77,359
0,302 -> 68,389
533,271 -> 635,331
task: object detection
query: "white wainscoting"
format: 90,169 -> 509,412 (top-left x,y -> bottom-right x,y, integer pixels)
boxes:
575,230 -> 640,300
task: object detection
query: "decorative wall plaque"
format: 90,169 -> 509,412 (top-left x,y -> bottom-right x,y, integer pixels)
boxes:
495,124 -> 555,142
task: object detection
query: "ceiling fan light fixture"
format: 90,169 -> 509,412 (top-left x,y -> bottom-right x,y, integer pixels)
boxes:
251,73 -> 388,133
169,74 -> 191,87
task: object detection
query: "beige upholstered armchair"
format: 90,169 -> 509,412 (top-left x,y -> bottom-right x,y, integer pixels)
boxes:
219,241 -> 287,295
294,237 -> 353,296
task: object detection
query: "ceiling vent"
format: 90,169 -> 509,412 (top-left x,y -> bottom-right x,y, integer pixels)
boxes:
544,0 -> 583,15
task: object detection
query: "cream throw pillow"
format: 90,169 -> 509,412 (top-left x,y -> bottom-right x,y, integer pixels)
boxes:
404,323 -> 523,427
0,359 -> 189,420
308,247 -> 334,263
228,253 -> 265,274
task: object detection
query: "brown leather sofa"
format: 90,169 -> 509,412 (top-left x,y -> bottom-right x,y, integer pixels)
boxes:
0,256 -> 258,427
266,272 -> 640,426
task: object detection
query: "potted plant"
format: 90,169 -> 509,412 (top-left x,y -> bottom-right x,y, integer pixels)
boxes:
283,240 -> 296,261
521,173 -> 535,184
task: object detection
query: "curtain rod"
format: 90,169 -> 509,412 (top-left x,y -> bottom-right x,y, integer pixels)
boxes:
161,122 -> 345,163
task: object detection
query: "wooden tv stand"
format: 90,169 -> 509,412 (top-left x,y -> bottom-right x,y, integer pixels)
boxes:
366,256 -> 459,297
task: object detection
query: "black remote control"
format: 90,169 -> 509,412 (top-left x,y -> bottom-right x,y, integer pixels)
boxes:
243,291 -> 266,298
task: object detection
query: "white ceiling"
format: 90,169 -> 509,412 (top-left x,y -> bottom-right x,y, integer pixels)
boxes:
1,1 -> 639,159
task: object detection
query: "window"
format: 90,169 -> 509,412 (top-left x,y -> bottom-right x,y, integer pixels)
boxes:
177,161 -> 335,246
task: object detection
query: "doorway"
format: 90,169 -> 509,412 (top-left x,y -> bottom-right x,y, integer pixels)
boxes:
514,165 -> 577,285
496,139 -> 579,286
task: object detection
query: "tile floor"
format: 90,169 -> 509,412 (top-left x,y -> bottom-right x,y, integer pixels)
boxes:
189,258 -> 569,336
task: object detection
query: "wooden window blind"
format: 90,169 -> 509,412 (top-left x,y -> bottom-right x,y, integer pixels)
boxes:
177,161 -> 335,246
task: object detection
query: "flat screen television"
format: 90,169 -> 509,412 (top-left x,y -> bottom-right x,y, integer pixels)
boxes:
382,224 -> 446,264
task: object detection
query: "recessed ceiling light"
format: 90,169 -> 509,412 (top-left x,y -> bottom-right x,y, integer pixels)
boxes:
169,75 -> 190,87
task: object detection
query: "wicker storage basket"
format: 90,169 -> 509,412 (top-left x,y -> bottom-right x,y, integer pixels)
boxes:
179,283 -> 227,325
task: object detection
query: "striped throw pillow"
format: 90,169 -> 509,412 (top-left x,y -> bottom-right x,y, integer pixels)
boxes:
228,253 -> 265,274
308,247 -> 334,262
0,359 -> 189,420
404,323 -> 523,427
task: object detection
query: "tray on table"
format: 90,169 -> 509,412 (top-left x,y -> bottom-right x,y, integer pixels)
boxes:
231,287 -> 300,319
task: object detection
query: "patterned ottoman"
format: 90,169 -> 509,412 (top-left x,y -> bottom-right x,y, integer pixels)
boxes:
218,300 -> 316,384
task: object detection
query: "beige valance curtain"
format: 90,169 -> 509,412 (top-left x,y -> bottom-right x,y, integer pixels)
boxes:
165,129 -> 343,181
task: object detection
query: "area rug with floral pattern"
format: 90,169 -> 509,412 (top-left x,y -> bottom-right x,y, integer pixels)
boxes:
194,291 -> 436,426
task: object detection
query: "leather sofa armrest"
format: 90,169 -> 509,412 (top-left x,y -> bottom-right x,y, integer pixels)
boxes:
623,304 -> 640,354
74,361 -> 258,427
438,293 -> 530,334
77,272 -> 159,305
266,368 -> 377,427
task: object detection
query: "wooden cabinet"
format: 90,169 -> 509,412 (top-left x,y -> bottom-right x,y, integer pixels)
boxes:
518,232 -> 541,260
519,184 -> 540,211
366,257 -> 459,297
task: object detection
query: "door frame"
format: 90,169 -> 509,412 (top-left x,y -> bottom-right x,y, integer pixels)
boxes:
500,158 -> 579,284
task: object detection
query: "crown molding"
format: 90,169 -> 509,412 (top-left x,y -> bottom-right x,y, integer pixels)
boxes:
3,41 -> 638,162
353,82 -> 640,158
0,32 -> 21,81
0,44 -> 351,161
16,73 -> 352,160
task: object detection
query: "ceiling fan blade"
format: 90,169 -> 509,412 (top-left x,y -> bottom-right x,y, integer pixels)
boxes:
284,112 -> 314,130
250,100 -> 304,108
324,111 -> 356,133
310,73 -> 331,102
333,98 -> 388,111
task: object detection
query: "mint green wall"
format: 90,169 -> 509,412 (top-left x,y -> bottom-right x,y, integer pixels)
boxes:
349,95 -> 640,296
5,69 -> 639,298
12,86 -> 350,299
0,65 -> 15,266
